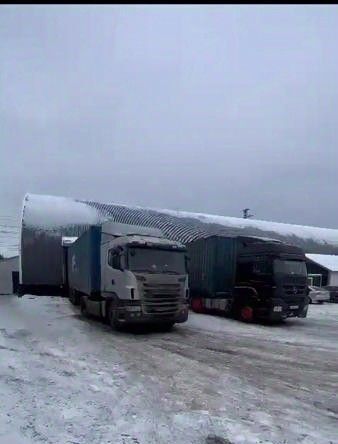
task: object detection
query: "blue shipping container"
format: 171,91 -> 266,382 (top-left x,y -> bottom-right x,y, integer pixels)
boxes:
67,226 -> 101,296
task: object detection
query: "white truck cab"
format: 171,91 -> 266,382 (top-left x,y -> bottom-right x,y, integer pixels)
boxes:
98,234 -> 189,328
71,222 -> 189,330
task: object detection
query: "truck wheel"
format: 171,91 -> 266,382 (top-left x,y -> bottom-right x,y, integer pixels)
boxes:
69,289 -> 79,306
191,297 -> 204,313
107,302 -> 123,331
239,306 -> 254,323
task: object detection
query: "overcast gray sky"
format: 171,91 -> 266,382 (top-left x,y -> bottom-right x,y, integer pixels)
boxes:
1,5 -> 338,253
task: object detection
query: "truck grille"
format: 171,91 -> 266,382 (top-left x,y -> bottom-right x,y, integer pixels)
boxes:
283,284 -> 307,296
283,296 -> 304,305
141,283 -> 182,316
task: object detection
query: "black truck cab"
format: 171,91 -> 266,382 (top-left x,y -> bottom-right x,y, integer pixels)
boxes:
235,237 -> 309,321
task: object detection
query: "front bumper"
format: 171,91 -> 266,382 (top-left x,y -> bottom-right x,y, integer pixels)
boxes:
256,297 -> 309,321
115,302 -> 189,324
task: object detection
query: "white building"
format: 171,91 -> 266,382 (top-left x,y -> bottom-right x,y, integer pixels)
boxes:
306,254 -> 338,287
0,256 -> 19,295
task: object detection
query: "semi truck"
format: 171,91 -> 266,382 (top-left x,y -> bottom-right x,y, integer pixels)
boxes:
187,235 -> 309,322
66,222 -> 189,330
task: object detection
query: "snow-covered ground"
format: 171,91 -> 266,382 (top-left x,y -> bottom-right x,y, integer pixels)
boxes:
0,296 -> 337,444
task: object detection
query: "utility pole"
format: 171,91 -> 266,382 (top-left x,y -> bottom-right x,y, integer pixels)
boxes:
242,208 -> 254,219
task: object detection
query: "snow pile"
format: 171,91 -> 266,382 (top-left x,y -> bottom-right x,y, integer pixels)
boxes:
23,194 -> 101,230
158,208 -> 338,246
2,297 -> 338,444
306,253 -> 338,271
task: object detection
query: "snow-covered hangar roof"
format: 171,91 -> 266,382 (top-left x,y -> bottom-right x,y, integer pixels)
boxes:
22,192 -> 338,252
306,254 -> 338,272
20,193 -> 338,289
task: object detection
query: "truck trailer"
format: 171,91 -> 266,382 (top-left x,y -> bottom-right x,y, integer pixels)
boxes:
187,235 -> 309,322
67,222 -> 189,329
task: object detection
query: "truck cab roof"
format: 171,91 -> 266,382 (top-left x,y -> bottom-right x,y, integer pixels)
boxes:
111,235 -> 186,251
237,238 -> 305,259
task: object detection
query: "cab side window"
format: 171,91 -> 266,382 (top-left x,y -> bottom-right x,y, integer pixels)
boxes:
253,261 -> 269,275
108,249 -> 121,270
236,262 -> 252,280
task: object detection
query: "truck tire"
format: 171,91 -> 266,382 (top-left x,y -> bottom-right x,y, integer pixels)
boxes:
239,305 -> 254,323
69,289 -> 80,306
80,297 -> 89,318
107,302 -> 123,331
191,297 -> 204,313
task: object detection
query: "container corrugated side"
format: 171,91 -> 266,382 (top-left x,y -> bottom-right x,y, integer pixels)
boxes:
67,226 -> 101,295
187,236 -> 236,298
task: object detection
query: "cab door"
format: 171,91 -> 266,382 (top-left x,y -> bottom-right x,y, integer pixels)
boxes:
102,246 -> 126,298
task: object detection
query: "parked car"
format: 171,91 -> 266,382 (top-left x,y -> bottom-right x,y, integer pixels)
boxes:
308,286 -> 330,304
323,286 -> 338,303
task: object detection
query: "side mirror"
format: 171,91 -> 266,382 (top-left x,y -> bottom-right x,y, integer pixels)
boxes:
112,254 -> 122,271
118,252 -> 126,271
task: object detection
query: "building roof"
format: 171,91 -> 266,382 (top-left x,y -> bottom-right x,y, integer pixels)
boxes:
0,255 -> 19,262
21,193 -> 338,254
102,221 -> 164,238
306,254 -> 338,271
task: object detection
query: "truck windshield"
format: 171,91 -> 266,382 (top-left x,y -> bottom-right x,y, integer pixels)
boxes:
128,248 -> 186,274
274,259 -> 307,276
